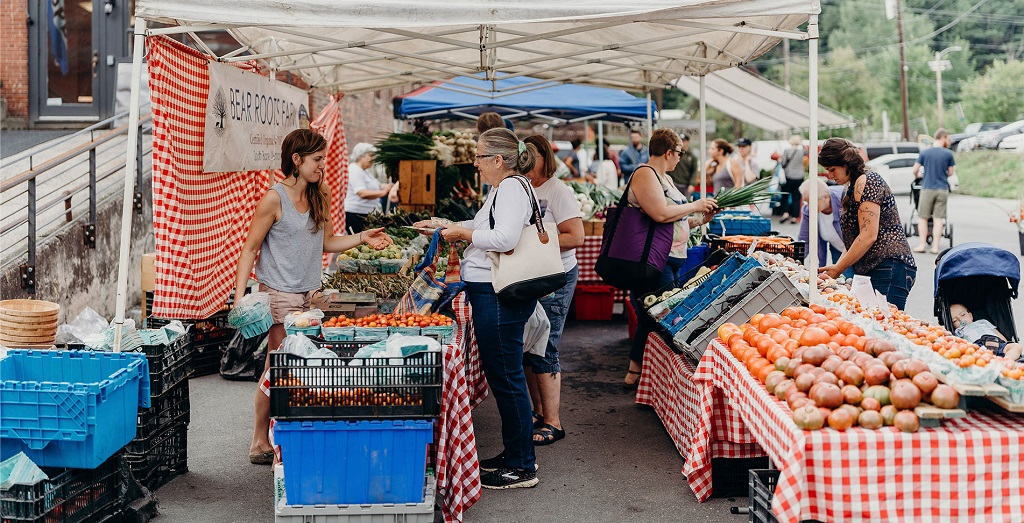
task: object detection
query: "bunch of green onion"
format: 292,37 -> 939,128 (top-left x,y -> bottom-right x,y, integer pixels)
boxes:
713,177 -> 777,208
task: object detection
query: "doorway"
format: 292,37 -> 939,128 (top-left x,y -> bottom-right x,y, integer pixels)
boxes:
28,0 -> 130,124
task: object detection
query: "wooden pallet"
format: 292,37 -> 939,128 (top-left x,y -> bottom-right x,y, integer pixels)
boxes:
914,404 -> 967,427
987,396 -> 1024,413
934,372 -> 1008,397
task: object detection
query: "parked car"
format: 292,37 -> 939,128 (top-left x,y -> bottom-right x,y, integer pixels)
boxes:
974,120 -> 1024,150
950,122 -> 1006,151
862,142 -> 922,161
997,133 -> 1024,153
866,153 -> 919,195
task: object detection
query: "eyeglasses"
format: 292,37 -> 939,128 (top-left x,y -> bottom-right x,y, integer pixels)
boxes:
672,149 -> 683,155
475,154 -> 498,160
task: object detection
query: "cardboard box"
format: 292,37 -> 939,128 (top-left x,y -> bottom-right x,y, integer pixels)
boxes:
399,160 -> 437,205
317,291 -> 377,318
141,253 -> 156,292
583,220 -> 605,237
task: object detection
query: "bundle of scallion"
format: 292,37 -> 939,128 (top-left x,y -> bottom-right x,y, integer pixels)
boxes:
713,177 -> 777,208
373,132 -> 435,179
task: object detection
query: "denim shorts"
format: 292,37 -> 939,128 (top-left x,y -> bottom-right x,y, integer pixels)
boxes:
524,266 -> 579,374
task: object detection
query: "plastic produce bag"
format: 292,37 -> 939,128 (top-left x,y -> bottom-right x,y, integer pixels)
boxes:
0,453 -> 48,489
280,334 -> 317,358
997,376 -> 1024,404
385,334 -> 442,357
55,306 -> 109,345
524,303 -> 550,357
220,330 -> 267,381
282,309 -> 324,329
941,359 -> 1005,387
228,292 -> 271,327
850,275 -> 890,319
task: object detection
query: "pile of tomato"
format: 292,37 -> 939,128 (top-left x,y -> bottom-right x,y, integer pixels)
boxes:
352,313 -> 453,328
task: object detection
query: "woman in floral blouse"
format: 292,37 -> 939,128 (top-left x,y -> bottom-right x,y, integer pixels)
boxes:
816,138 -> 917,309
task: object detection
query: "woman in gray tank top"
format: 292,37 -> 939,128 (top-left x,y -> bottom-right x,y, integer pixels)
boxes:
232,129 -> 393,465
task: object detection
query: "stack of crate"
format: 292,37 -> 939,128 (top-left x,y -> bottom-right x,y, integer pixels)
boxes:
147,300 -> 236,378
0,452 -> 128,523
268,337 -> 443,522
122,326 -> 193,491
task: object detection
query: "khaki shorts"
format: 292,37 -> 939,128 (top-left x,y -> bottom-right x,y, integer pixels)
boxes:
918,189 -> 948,220
259,283 -> 314,324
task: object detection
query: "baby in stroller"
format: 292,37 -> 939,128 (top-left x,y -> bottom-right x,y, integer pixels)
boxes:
950,303 -> 1023,361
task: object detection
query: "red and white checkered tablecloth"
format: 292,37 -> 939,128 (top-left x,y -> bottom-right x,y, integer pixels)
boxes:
262,293 -> 482,522
634,333 -> 765,500
575,235 -> 604,283
692,339 -> 1024,523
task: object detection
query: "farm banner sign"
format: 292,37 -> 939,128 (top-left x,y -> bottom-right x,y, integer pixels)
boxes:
203,62 -> 310,172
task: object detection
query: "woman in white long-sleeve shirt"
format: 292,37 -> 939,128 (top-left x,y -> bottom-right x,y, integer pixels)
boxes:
416,128 -> 541,490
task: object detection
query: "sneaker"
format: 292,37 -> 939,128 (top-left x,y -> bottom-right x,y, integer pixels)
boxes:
480,467 -> 539,490
479,453 -> 538,473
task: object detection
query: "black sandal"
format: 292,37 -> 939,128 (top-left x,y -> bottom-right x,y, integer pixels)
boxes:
623,369 -> 641,391
533,423 -> 565,446
532,412 -> 545,429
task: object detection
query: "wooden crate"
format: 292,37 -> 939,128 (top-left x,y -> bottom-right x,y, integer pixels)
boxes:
399,159 -> 437,205
583,219 -> 605,236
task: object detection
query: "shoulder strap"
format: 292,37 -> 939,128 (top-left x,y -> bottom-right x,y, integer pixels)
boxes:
489,175 -> 544,233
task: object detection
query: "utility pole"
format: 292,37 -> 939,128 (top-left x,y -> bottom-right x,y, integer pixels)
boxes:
895,0 -> 910,140
930,46 -> 962,130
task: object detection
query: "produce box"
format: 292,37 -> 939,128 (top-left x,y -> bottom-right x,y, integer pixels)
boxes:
708,214 -> 772,236
0,451 -> 124,523
655,253 -> 761,336
399,160 -> 436,206
574,284 -> 615,321
0,350 -> 150,469
275,472 -> 436,523
673,271 -> 802,364
748,469 -> 781,523
124,420 -> 188,492
269,340 -> 442,421
709,234 -> 807,262
273,420 -> 433,505
582,219 -> 605,237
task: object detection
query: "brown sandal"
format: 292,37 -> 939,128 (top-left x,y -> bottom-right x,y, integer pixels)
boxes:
623,369 -> 642,391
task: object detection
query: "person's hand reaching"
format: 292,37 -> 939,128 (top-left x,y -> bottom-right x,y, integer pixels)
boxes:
359,227 -> 393,249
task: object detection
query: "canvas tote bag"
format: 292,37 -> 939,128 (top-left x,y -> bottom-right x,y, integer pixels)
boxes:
595,167 -> 674,293
488,175 -> 567,302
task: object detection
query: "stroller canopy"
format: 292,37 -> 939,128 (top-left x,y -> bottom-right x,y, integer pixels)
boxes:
934,242 -> 1021,298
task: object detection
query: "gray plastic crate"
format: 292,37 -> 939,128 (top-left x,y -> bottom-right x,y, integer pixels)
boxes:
674,270 -> 802,364
748,469 -> 780,523
275,474 -> 436,523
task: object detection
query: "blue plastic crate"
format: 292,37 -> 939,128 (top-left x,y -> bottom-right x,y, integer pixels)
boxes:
708,215 -> 772,236
0,350 -> 151,469
273,420 -> 433,506
658,254 -> 762,335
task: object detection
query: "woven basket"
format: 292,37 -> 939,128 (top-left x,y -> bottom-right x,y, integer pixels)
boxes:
0,299 -> 60,347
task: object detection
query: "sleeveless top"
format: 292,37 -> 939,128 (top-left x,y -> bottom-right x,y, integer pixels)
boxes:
712,160 -> 735,194
627,166 -> 690,258
254,184 -> 324,293
839,171 -> 916,274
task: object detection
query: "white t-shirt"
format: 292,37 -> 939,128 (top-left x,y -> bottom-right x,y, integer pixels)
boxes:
534,177 -> 584,272
344,164 -> 382,215
817,212 -> 845,254
460,176 -> 536,283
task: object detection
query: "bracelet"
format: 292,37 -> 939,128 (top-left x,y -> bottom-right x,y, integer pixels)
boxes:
359,230 -> 366,243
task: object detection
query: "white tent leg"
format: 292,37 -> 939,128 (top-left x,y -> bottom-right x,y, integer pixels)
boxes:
597,120 -> 604,163
645,92 -> 653,140
113,18 -> 147,352
807,15 -> 820,305
699,75 -> 707,201
393,118 -> 400,133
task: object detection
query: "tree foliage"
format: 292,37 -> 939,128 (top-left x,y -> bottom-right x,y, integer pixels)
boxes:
960,60 -> 1024,122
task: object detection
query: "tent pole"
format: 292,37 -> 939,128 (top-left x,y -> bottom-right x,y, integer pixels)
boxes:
807,15 -> 820,305
645,91 -> 653,141
113,17 -> 147,352
598,120 -> 604,164
394,119 -> 400,133
699,76 -> 707,201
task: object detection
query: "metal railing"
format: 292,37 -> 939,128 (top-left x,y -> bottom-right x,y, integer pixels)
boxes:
1,110 -> 154,293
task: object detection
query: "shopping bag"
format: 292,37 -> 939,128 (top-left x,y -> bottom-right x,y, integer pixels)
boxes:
394,230 -> 466,315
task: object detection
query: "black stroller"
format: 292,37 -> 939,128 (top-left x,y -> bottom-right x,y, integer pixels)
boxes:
934,243 -> 1020,348
903,180 -> 954,247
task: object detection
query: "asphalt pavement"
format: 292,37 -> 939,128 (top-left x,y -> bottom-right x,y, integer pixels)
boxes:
151,191 -> 1022,522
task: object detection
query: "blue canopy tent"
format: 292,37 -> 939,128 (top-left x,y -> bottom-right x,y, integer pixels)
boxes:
394,75 -> 657,125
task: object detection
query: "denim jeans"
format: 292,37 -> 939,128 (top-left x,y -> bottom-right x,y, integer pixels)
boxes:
524,265 -> 579,375
464,281 -> 537,470
865,258 -> 916,310
629,256 -> 685,363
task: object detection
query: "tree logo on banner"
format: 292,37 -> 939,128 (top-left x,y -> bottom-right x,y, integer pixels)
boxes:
211,88 -> 228,132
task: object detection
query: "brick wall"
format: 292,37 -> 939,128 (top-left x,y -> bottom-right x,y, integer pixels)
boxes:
1,1 -> 29,124
339,89 -> 401,145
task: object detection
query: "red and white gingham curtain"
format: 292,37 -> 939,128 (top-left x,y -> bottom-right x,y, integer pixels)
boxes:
149,36 -> 273,319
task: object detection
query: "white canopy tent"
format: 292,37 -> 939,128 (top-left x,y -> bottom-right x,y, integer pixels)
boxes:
674,68 -> 855,134
114,0 -> 826,345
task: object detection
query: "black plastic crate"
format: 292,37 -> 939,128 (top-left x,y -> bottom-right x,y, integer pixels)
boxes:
1,453 -> 122,523
148,346 -> 192,396
710,457 -> 769,498
191,337 -> 229,378
269,339 -> 442,420
135,379 -> 190,442
709,235 -> 807,262
749,469 -> 781,523
124,422 -> 188,492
